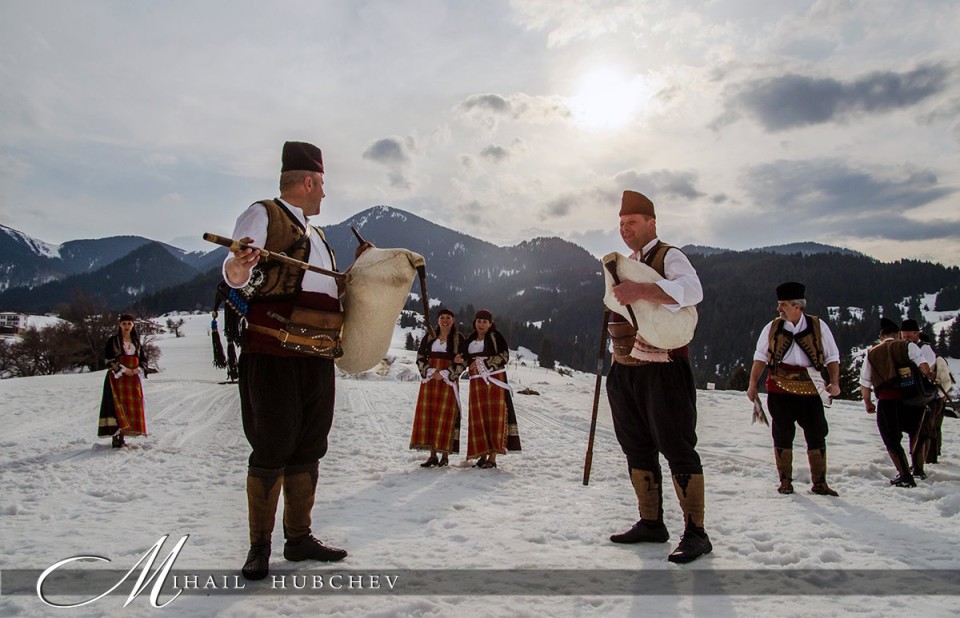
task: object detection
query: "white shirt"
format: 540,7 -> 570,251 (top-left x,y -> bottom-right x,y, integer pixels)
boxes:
858,338 -> 925,388
431,338 -> 447,353
222,198 -> 338,298
629,237 -> 703,311
918,343 -> 937,367
467,340 -> 485,355
752,312 -> 841,367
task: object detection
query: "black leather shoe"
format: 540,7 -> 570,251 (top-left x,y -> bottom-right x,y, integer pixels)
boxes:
610,520 -> 669,544
438,457 -> 449,467
473,456 -> 488,468
111,434 -> 125,448
480,460 -> 497,469
283,535 -> 347,562
667,527 -> 712,564
241,543 -> 271,580
420,456 -> 439,468
912,469 -> 927,480
811,482 -> 839,497
891,474 -> 917,488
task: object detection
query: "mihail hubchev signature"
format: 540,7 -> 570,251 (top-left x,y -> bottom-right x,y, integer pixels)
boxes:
36,535 -> 399,609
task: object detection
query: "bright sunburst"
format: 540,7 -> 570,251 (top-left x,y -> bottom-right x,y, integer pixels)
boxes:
568,67 -> 651,130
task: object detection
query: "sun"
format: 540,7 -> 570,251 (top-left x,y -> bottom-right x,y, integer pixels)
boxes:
568,67 -> 652,130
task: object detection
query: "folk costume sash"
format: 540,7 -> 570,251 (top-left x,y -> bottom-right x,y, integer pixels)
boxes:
765,315 -> 826,396
410,354 -> 462,454
108,355 -> 147,436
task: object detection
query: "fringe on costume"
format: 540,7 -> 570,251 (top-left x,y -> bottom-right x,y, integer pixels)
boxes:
213,284 -> 243,382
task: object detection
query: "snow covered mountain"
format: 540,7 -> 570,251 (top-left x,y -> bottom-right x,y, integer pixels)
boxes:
0,226 -> 218,293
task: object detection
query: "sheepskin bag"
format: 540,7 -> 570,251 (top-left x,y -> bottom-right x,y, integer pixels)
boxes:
601,252 -> 698,350
336,247 -> 425,374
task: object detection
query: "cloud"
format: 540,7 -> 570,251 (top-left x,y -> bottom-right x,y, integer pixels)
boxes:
720,159 -> 960,242
613,169 -> 706,201
460,94 -> 511,114
718,63 -> 952,132
544,195 -> 575,217
362,136 -> 416,166
388,170 -> 412,190
509,0 -> 639,47
480,145 -> 510,162
458,93 -> 570,127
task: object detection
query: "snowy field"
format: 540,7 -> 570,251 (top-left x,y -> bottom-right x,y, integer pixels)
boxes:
1,314 -> 959,617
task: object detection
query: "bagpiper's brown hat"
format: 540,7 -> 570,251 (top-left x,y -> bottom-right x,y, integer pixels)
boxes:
281,141 -> 324,173
619,190 -> 656,218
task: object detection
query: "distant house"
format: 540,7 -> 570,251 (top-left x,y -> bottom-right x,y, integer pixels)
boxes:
0,312 -> 26,334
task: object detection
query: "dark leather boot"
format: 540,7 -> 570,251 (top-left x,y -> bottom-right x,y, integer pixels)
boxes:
887,448 -> 916,488
282,463 -> 348,563
241,468 -> 282,580
775,448 -> 794,494
668,473 -> 712,563
808,448 -> 839,496
610,468 -> 669,544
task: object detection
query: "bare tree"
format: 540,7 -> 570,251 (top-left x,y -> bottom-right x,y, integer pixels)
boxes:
56,292 -> 117,371
165,317 -> 186,338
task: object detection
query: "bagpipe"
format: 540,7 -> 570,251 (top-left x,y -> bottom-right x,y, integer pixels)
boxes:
206,228 -> 434,382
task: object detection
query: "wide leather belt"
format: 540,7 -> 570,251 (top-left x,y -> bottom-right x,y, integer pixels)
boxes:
246,323 -> 339,350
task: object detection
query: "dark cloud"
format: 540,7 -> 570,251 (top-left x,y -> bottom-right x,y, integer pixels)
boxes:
544,196 -> 575,217
459,94 -> 511,114
613,170 -> 706,201
362,137 -> 413,165
742,159 -> 951,216
721,159 -> 960,242
722,63 -> 951,132
480,145 -> 509,162
387,170 -> 412,190
458,93 -> 569,123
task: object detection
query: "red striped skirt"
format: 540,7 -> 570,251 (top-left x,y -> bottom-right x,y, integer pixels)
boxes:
410,356 -> 461,454
108,355 -> 147,436
467,363 -> 508,458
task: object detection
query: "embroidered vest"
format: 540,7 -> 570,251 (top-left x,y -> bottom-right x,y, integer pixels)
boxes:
249,199 -> 337,302
766,315 -> 825,371
242,200 -> 340,356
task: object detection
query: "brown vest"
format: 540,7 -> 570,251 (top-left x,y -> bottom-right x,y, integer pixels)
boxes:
866,338 -> 910,393
608,241 -> 689,365
243,199 -> 339,356
249,199 -> 337,302
766,315 -> 825,371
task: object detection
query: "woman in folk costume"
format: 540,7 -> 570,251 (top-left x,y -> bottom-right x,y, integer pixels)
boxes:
97,314 -> 149,448
464,309 -> 522,469
410,308 -> 467,467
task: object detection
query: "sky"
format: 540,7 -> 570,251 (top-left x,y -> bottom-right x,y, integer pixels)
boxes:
1,0 -> 959,265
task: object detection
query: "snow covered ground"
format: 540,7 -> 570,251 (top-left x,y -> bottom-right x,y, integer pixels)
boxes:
1,314 -> 959,617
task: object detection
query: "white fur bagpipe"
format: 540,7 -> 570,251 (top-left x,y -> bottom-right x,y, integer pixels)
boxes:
336,247 -> 426,374
601,252 -> 698,351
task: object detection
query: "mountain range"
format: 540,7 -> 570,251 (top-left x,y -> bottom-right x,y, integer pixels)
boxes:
2,207 -> 958,383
